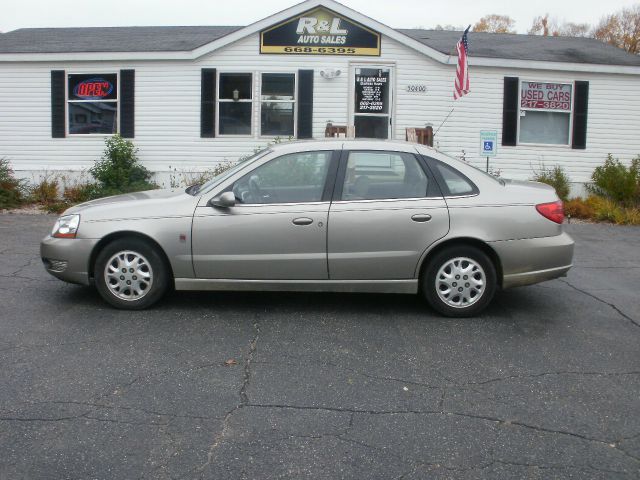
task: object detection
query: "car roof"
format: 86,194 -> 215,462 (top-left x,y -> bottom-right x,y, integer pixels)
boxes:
269,138 -> 441,155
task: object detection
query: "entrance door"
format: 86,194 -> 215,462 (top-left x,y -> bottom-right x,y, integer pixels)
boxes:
352,66 -> 393,139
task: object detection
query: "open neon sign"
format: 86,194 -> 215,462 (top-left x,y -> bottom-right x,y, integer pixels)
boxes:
73,78 -> 114,100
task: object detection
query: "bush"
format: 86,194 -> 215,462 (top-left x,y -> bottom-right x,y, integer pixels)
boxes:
586,154 -> 640,206
29,174 -> 60,205
63,181 -> 98,204
182,161 -> 235,187
0,158 -> 27,209
90,135 -> 156,196
44,202 -> 71,214
531,165 -> 571,202
565,197 -> 595,219
566,195 -> 640,225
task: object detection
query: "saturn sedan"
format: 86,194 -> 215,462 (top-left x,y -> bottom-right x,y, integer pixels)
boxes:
41,139 -> 574,317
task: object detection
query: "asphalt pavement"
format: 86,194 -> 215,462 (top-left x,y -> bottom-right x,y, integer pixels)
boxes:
0,214 -> 639,479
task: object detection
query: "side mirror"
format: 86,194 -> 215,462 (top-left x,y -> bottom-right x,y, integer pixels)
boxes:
209,191 -> 236,208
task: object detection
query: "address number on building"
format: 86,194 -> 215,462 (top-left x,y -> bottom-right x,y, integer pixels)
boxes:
406,84 -> 427,93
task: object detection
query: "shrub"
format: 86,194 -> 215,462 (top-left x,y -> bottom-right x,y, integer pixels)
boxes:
181,161 -> 235,187
44,202 -> 70,214
530,165 -> 571,202
63,181 -> 98,204
90,135 -> 156,196
0,158 -> 27,209
564,196 -> 640,225
29,174 -> 60,205
564,197 -> 595,219
586,154 -> 640,206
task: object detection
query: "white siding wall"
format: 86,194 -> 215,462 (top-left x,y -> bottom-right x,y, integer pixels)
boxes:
1,33 -> 639,184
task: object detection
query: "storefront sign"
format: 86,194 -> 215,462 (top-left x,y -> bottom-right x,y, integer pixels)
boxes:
355,70 -> 389,113
260,7 -> 381,56
520,81 -> 572,111
68,74 -> 118,101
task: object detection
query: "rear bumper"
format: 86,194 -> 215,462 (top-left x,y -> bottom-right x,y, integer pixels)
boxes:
490,232 -> 574,289
40,236 -> 99,285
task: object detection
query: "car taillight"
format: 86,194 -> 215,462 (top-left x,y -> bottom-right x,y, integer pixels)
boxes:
536,201 -> 564,224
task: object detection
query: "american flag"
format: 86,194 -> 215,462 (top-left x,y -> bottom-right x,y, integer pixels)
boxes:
454,26 -> 471,100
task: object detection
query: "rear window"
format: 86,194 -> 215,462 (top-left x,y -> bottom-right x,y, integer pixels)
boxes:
435,163 -> 478,196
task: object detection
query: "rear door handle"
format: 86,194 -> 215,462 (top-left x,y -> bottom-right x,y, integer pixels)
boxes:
411,214 -> 432,223
292,217 -> 314,226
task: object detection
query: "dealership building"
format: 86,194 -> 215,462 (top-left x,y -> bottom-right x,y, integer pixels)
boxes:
1,0 -> 639,188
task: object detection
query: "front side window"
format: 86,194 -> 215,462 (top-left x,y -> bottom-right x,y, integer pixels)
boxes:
519,81 -> 572,145
67,73 -> 118,135
261,73 -> 295,137
341,151 -> 428,201
232,151 -> 332,204
218,73 -> 253,135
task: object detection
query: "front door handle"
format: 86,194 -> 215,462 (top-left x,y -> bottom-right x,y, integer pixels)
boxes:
411,214 -> 432,223
292,217 -> 314,226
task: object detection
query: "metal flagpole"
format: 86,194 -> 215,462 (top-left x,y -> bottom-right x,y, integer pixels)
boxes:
435,105 -> 455,137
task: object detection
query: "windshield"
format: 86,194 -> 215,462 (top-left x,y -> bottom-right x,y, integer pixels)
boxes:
189,149 -> 272,195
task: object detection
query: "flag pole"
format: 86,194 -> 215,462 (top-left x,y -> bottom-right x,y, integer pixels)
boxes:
435,104 -> 455,137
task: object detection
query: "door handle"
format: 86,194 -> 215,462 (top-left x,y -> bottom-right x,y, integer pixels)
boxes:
411,214 -> 432,223
292,217 -> 314,226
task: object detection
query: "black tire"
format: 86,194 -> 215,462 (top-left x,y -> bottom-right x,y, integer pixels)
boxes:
422,245 -> 497,318
94,238 -> 170,310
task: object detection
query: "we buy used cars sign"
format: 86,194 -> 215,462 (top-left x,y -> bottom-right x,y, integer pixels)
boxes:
520,81 -> 573,111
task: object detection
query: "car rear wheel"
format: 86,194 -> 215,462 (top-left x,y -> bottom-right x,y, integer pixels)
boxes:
94,238 -> 169,310
423,245 -> 497,317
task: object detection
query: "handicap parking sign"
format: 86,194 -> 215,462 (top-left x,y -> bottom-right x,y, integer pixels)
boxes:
479,131 -> 498,157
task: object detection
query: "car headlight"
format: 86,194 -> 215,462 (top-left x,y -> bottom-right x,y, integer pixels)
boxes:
51,214 -> 80,239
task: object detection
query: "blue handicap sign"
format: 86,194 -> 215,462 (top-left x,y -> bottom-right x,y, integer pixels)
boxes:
483,141 -> 494,152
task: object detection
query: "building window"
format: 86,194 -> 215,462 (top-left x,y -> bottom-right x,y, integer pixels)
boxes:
519,81 -> 573,145
218,73 -> 253,135
67,73 -> 118,135
261,73 -> 296,137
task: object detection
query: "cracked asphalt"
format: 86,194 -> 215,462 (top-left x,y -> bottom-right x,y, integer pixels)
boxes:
0,213 -> 639,479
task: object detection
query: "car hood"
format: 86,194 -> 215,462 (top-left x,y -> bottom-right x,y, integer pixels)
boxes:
67,188 -> 184,211
65,188 -> 198,220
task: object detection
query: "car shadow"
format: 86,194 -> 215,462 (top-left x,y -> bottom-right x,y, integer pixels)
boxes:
58,282 -> 558,325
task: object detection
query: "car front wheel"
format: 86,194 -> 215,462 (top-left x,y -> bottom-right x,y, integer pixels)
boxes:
94,238 -> 169,310
423,245 -> 497,317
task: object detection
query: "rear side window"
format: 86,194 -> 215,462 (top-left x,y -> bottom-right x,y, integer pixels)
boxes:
341,151 -> 428,201
435,163 -> 477,196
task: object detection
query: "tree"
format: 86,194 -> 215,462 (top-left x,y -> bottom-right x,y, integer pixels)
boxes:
433,24 -> 464,31
473,14 -> 516,33
593,5 -> 640,54
529,14 -> 590,37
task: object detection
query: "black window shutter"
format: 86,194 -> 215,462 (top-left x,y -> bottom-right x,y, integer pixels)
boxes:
120,69 -> 135,138
201,68 -> 216,138
51,70 -> 65,138
572,81 -> 589,149
297,70 -> 314,139
502,77 -> 519,147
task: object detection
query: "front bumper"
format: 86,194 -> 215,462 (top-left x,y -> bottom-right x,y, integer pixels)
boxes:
490,232 -> 575,289
40,236 -> 100,285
